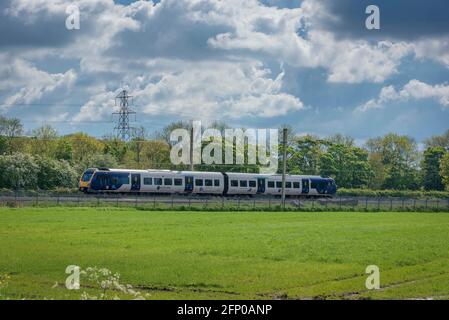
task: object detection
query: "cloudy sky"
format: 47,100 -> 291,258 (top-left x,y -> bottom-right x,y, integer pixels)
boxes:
1,0 -> 448,143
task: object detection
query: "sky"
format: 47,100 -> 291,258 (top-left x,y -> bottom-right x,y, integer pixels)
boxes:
0,0 -> 448,144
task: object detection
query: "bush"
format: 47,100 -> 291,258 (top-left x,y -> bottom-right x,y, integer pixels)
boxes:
337,188 -> 449,199
0,153 -> 79,190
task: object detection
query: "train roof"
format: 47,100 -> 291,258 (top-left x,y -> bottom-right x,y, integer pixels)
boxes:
90,168 -> 330,179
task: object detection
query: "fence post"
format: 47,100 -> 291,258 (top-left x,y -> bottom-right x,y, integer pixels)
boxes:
153,196 -> 156,209
171,194 -> 174,209
253,198 -> 256,210
205,198 -> 208,210
436,200 -> 439,210
413,199 -> 416,210
377,198 -> 380,211
365,197 -> 368,211
222,197 -> 225,210
402,198 -> 405,210
268,197 -> 271,209
339,196 -> 342,211
78,194 -> 80,207
312,198 -> 315,210
390,199 -> 393,211
36,192 -> 39,206
425,199 -> 428,211
57,194 -> 60,206
238,198 -> 240,210
135,194 -> 138,208
188,197 -> 191,209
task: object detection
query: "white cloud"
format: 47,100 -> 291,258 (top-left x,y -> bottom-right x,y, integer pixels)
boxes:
73,60 -> 304,122
356,80 -> 449,113
0,56 -> 77,106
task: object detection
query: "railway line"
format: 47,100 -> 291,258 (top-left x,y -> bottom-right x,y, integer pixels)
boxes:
1,193 -> 448,211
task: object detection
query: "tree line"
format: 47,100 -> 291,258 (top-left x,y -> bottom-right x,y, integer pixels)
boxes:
0,116 -> 449,192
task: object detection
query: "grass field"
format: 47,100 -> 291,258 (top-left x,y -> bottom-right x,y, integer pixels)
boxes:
1,207 -> 449,300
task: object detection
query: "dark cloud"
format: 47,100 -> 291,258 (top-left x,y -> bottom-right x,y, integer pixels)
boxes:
315,0 -> 449,41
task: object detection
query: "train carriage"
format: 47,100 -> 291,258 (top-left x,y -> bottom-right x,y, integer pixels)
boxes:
79,168 -> 337,197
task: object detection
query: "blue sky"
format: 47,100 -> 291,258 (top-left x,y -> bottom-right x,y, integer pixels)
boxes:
0,0 -> 448,144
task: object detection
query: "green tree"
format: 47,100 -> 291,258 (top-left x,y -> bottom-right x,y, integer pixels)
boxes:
319,144 -> 372,188
421,146 -> 446,191
103,136 -> 127,164
0,116 -> 23,154
425,129 -> 449,151
66,133 -> 104,162
54,139 -> 73,160
30,125 -> 58,157
0,153 -> 39,189
35,156 -> 78,190
440,152 -> 449,191
367,152 -> 386,189
287,135 -> 325,175
366,134 -> 419,190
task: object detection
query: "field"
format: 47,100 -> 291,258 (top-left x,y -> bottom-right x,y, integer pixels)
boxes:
1,207 -> 449,300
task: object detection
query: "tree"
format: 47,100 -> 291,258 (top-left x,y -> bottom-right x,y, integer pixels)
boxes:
129,126 -> 148,167
440,152 -> 449,191
31,125 -> 58,157
319,143 -> 372,188
155,121 -> 191,144
327,134 -> 355,147
0,116 -> 23,154
66,133 -> 104,162
35,156 -> 78,190
287,135 -> 325,175
421,147 -> 446,191
0,153 -> 39,189
103,136 -> 127,164
425,130 -> 449,151
54,139 -> 73,160
367,152 -> 386,189
366,134 -> 419,190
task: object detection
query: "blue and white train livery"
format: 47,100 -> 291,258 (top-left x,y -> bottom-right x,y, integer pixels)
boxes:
79,168 -> 337,197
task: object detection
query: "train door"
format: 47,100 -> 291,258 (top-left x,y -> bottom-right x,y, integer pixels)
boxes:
131,174 -> 141,191
301,179 -> 309,194
257,178 -> 265,194
185,176 -> 194,193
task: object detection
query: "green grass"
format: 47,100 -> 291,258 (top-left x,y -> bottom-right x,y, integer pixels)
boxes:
1,207 -> 449,300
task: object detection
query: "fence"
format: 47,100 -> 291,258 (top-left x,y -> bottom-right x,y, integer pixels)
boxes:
1,191 -> 449,212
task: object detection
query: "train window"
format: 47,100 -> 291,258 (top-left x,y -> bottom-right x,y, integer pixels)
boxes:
268,181 -> 275,188
164,178 -> 173,186
249,181 -> 256,187
240,180 -> 247,187
174,179 -> 183,186
108,173 -> 129,185
311,180 -> 317,189
276,181 -> 282,188
143,178 -> 153,185
195,179 -> 204,186
205,179 -> 213,186
81,172 -> 94,182
286,182 -> 292,188
293,182 -> 300,189
231,180 -> 238,187
214,179 -> 220,187
154,178 -> 163,186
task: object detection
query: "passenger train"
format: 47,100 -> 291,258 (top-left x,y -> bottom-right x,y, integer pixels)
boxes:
79,168 -> 337,197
